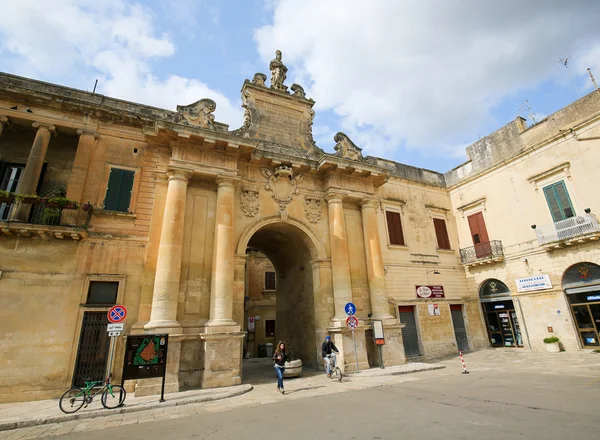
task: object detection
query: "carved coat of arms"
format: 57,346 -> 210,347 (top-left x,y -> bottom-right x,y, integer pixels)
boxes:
334,132 -> 363,161
169,98 -> 216,129
304,197 -> 322,223
241,188 -> 260,217
260,165 -> 303,211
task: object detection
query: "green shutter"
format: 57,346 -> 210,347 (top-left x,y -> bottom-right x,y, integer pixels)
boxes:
104,168 -> 135,212
543,181 -> 574,222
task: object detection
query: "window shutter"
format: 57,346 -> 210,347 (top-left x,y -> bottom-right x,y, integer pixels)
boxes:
117,170 -> 135,212
103,168 -> 123,211
386,211 -> 405,245
265,272 -> 276,290
543,181 -> 574,222
433,218 -> 451,249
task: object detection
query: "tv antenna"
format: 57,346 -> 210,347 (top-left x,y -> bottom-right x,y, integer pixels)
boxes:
558,53 -> 574,68
588,68 -> 600,92
518,100 -> 537,125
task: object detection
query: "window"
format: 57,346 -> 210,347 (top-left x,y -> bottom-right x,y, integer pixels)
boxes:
433,218 -> 451,250
87,281 -> 119,305
385,211 -> 405,246
265,320 -> 275,338
104,168 -> 135,212
264,271 -> 276,291
543,181 -> 575,222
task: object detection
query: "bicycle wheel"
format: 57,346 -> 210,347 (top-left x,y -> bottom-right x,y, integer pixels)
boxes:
334,366 -> 342,382
101,385 -> 126,409
59,388 -> 86,414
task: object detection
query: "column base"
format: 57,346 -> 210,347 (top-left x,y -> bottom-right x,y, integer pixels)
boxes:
200,331 -> 245,388
144,320 -> 182,333
204,319 -> 240,333
379,324 -> 407,367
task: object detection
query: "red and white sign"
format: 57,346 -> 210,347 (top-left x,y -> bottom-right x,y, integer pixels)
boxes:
416,285 -> 445,299
346,316 -> 359,330
108,305 -> 127,323
248,316 -> 255,332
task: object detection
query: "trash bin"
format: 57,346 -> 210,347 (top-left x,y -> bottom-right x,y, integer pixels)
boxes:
257,344 -> 267,358
265,343 -> 274,358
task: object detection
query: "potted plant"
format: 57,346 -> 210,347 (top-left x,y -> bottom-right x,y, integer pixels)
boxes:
15,193 -> 42,205
0,189 -> 14,204
283,348 -> 303,377
543,336 -> 561,353
41,207 -> 61,225
45,196 -> 78,210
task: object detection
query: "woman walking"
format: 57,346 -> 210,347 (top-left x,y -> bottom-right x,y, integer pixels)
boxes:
272,341 -> 288,394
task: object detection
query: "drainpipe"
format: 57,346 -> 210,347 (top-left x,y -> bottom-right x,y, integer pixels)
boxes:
514,297 -> 532,350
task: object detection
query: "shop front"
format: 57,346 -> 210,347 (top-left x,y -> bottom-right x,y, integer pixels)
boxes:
563,262 -> 600,348
480,279 -> 524,348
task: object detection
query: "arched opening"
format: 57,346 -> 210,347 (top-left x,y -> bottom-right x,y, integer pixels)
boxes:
479,279 -> 523,348
562,262 -> 600,348
239,219 -> 326,382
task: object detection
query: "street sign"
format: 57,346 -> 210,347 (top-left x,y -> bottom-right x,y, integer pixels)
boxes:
108,305 -> 127,323
122,334 -> 169,402
108,331 -> 121,337
346,316 -> 358,329
344,302 -> 356,316
107,323 -> 124,332
373,320 -> 385,346
248,317 -> 255,332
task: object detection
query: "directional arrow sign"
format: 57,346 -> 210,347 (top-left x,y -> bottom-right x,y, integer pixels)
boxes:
108,331 -> 121,337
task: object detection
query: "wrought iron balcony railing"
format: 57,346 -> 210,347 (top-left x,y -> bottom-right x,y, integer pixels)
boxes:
459,240 -> 504,266
0,199 -> 93,240
535,214 -> 600,247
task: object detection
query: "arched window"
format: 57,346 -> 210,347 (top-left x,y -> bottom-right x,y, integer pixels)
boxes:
479,279 -> 511,299
562,262 -> 600,289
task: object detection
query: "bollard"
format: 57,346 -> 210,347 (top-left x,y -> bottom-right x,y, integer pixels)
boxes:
459,351 -> 469,374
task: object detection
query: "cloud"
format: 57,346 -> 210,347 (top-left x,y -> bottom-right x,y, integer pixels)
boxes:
254,0 -> 600,158
0,0 -> 241,127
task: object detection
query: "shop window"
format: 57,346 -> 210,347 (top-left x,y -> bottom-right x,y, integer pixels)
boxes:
385,211 -> 405,246
543,181 -> 574,222
87,281 -> 119,305
264,271 -> 276,291
265,320 -> 275,338
104,168 -> 135,212
433,218 -> 451,250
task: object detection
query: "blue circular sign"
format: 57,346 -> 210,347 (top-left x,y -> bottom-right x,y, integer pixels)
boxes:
344,302 -> 356,316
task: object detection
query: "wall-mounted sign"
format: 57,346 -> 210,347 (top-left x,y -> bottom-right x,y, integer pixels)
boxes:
515,275 -> 552,293
248,317 -> 255,332
373,320 -> 385,346
416,285 -> 445,299
427,304 -> 440,316
587,295 -> 600,301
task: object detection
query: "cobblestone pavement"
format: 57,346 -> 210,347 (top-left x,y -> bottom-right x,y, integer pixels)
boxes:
1,349 -> 598,439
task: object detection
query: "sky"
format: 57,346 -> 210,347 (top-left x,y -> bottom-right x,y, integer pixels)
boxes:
1,0 -> 599,173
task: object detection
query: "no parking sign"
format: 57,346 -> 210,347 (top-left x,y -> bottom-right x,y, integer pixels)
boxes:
108,305 -> 127,323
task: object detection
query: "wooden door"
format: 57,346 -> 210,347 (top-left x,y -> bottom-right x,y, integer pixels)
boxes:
467,212 -> 490,258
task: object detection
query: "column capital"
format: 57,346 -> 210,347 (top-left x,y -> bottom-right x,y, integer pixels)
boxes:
0,116 -> 8,123
360,198 -> 379,211
325,193 -> 344,204
166,168 -> 193,183
215,175 -> 240,188
76,128 -> 100,139
32,121 -> 55,132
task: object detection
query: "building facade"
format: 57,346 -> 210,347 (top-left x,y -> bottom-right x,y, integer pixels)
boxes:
0,53 -> 598,403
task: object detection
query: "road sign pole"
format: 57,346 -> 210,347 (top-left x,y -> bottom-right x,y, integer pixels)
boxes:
352,329 -> 359,373
105,335 -> 116,380
160,372 -> 166,403
378,345 -> 384,369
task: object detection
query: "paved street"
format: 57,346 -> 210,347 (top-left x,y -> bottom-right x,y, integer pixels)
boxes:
1,349 -> 599,439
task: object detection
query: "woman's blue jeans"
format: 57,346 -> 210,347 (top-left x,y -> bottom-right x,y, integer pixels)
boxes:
275,365 -> 285,389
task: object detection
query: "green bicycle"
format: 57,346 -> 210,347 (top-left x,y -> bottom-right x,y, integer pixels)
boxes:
59,373 -> 126,414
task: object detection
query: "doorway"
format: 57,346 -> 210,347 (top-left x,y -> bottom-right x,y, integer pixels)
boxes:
450,304 -> 469,351
398,306 -> 421,357
72,311 -> 110,387
479,279 -> 523,348
563,262 -> 600,348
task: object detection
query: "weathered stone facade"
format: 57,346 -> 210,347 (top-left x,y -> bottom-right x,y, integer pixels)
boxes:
0,51 -> 598,404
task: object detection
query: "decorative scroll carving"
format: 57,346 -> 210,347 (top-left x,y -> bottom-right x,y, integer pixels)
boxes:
270,50 -> 288,92
252,73 -> 267,87
304,196 -> 322,223
291,84 -> 306,98
260,165 -> 303,211
241,187 -> 260,217
334,132 -> 363,161
168,98 -> 216,129
307,108 -> 317,148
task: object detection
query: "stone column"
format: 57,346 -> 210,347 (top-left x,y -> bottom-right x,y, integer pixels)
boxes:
206,176 -> 239,329
325,194 -> 353,320
0,116 -> 8,137
66,129 -> 98,203
145,169 -> 192,331
361,199 -> 394,319
15,122 -> 55,195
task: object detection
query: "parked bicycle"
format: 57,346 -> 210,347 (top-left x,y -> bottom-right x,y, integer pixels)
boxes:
325,354 -> 343,382
59,373 -> 126,414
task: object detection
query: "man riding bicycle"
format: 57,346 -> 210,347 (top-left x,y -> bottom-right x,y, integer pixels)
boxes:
321,335 -> 339,377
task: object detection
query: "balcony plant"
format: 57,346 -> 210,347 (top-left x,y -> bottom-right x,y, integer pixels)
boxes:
14,193 -> 42,205
41,207 -> 61,225
45,196 -> 78,210
0,189 -> 14,204
543,336 -> 561,353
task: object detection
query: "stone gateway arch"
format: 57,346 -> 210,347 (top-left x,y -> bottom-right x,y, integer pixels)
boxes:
137,51 -> 406,394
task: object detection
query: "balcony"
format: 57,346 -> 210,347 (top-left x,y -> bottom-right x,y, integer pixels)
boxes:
535,214 -> 600,249
0,197 -> 93,240
459,240 -> 504,266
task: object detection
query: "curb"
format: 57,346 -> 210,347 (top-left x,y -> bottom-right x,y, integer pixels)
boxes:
348,364 -> 446,377
0,384 -> 253,432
